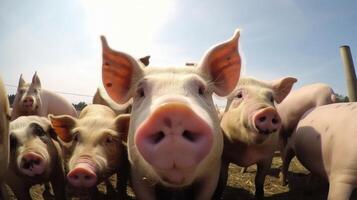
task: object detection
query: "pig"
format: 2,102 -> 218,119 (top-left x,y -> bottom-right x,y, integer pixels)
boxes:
92,87 -> 132,115
49,104 -> 129,199
4,116 -> 65,200
101,29 -> 242,200
282,103 -> 357,200
0,77 -> 10,199
218,76 -> 297,199
11,72 -> 77,120
278,83 -> 337,185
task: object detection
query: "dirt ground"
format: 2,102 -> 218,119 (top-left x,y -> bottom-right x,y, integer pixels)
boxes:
5,156 -> 357,199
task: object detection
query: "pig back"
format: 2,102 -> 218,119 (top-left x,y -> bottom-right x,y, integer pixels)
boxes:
41,89 -> 77,117
293,103 -> 357,179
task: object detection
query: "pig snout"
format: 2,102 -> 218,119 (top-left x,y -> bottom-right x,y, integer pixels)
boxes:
23,96 -> 34,108
135,103 -> 213,184
252,107 -> 281,135
20,152 -> 46,176
67,158 -> 98,188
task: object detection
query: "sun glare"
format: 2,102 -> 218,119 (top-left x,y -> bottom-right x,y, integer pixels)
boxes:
81,0 -> 175,57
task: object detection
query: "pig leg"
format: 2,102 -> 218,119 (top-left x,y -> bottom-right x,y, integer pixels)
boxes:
240,167 -> 248,173
254,157 -> 273,200
50,165 -> 66,200
212,161 -> 229,200
327,181 -> 353,200
116,155 -> 129,199
279,145 -> 295,186
131,169 -> 155,200
6,175 -> 31,200
0,183 -> 9,200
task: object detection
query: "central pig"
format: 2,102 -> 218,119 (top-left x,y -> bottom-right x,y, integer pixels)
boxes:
101,29 -> 242,199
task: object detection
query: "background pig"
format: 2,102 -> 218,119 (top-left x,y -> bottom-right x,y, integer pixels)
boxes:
101,29 -> 241,200
49,104 -> 129,199
219,76 -> 296,199
0,77 -> 10,199
11,72 -> 77,120
92,87 -> 132,115
278,83 -> 337,185
4,116 -> 65,200
282,103 -> 357,200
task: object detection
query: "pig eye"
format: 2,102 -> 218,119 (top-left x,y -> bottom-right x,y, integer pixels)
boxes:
236,91 -> 243,99
137,88 -> 145,98
73,133 -> 79,142
270,96 -> 274,103
10,134 -> 17,149
33,89 -> 39,94
198,85 -> 205,96
105,135 -> 113,144
30,123 -> 46,137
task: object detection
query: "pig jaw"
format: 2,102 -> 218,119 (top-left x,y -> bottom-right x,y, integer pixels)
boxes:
129,95 -> 222,187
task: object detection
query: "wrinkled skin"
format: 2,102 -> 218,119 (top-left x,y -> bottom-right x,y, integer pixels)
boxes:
218,76 -> 296,199
101,29 -> 242,200
284,103 -> 357,200
278,83 -> 336,185
49,104 -> 129,199
0,77 -> 10,199
11,72 -> 77,120
4,116 -> 65,200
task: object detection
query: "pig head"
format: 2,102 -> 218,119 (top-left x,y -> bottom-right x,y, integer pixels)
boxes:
49,104 -> 129,192
12,73 -> 42,118
101,29 -> 241,199
221,77 -> 297,145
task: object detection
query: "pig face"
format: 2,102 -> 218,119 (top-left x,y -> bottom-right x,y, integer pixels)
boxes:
221,77 -> 296,145
9,116 -> 57,179
102,30 -> 242,187
49,106 -> 129,189
13,73 -> 42,114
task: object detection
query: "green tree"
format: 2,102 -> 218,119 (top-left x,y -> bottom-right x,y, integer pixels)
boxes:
72,102 -> 87,111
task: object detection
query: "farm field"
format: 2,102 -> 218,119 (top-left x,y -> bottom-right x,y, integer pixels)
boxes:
6,156 -> 357,200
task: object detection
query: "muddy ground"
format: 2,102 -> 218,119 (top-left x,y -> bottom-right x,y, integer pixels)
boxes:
5,156 -> 357,199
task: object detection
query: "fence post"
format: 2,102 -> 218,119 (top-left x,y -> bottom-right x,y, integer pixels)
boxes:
340,45 -> 357,102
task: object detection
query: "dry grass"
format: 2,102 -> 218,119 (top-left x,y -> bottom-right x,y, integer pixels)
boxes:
5,156 -> 357,199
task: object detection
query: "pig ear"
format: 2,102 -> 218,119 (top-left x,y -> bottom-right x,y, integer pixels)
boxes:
271,77 -> 297,103
18,74 -> 26,88
31,72 -> 41,89
139,55 -> 150,67
101,36 -> 144,104
48,114 -> 76,143
198,29 -> 241,96
113,114 -> 130,142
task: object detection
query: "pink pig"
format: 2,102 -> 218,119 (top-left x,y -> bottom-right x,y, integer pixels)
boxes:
101,29 -> 242,200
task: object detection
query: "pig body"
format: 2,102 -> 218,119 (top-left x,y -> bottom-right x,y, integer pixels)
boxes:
101,29 -> 242,199
283,103 -> 357,199
49,104 -> 129,199
4,116 -> 65,200
0,77 -> 10,199
278,83 -> 336,185
11,73 -> 77,120
219,77 -> 296,199
92,87 -> 132,115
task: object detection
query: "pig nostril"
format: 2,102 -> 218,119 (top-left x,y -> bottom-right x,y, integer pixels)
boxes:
182,130 -> 196,142
259,116 -> 266,122
33,159 -> 40,165
74,175 -> 79,179
150,131 -> 165,144
84,175 -> 91,180
272,118 -> 279,124
23,162 -> 30,169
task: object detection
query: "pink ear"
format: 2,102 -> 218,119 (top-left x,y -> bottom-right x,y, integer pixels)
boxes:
18,74 -> 26,88
198,29 -> 241,96
31,72 -> 41,89
101,36 -> 144,104
271,77 -> 297,103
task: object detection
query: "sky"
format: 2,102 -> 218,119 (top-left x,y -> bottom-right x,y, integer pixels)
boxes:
0,0 -> 357,105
